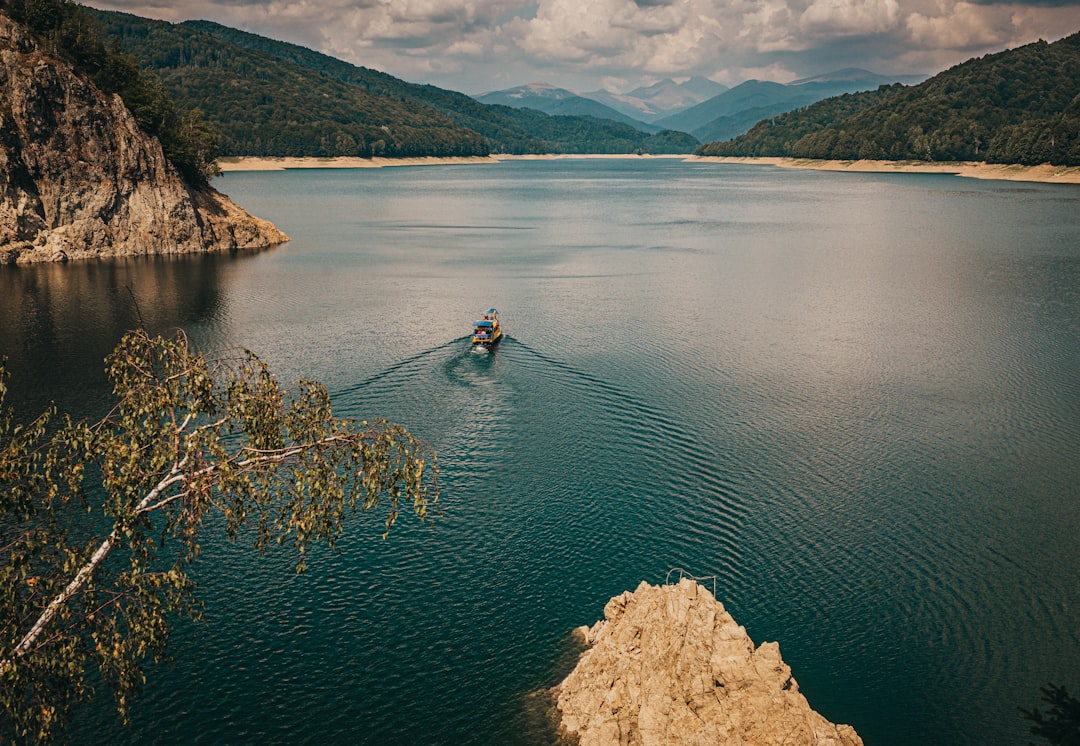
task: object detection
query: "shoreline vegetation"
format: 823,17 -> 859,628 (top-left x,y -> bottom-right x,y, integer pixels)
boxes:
217,154 -> 1080,184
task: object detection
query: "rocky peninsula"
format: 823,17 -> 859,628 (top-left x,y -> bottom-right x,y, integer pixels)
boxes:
553,578 -> 863,746
0,13 -> 287,265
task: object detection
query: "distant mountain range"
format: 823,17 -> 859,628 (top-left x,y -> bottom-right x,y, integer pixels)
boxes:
698,31 -> 1080,166
476,70 -> 925,143
475,76 -> 730,129
474,83 -> 663,132
87,8 -> 1079,165
91,11 -> 699,156
658,69 -> 926,142
598,77 -> 730,121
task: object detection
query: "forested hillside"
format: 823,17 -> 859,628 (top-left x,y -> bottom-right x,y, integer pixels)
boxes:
698,32 -> 1080,166
175,19 -> 547,154
657,70 -> 916,142
93,12 -> 698,156
697,85 -> 908,157
0,0 -> 217,183
91,11 -> 488,158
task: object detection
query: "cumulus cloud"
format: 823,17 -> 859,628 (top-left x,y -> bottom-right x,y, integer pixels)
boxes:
800,0 -> 901,36
85,0 -> 1080,92
515,0 -> 761,72
906,1 -> 1012,48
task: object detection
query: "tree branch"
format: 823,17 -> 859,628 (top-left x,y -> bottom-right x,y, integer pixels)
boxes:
0,530 -> 117,677
0,456 -> 188,676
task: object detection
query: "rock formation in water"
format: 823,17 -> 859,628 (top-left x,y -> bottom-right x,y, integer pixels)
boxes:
553,579 -> 863,746
0,12 -> 288,264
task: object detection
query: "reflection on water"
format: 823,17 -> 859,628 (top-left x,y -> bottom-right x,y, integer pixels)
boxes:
0,251 -> 268,419
1,161 -> 1078,746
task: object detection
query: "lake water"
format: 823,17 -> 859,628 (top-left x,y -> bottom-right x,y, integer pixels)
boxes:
1,159 -> 1078,744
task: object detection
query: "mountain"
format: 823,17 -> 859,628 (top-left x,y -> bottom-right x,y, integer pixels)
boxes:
582,77 -> 729,122
657,69 -> 920,141
629,76 -> 730,112
698,31 -> 1080,166
0,11 -> 286,264
690,102 -> 817,147
92,12 -> 491,158
658,80 -> 792,135
93,13 -> 698,155
696,85 -> 907,157
475,82 -> 581,108
175,19 -> 548,154
474,83 -> 660,131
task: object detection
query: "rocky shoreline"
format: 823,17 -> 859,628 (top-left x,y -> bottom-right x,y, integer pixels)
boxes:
551,579 -> 863,746
0,13 -> 288,265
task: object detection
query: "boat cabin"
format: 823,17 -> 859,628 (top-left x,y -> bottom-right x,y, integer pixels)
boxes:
472,308 -> 502,345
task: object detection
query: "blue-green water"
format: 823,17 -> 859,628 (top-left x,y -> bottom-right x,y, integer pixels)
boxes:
1,159 -> 1078,744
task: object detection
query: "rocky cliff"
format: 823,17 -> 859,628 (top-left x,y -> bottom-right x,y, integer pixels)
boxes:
553,579 -> 863,746
0,12 -> 287,264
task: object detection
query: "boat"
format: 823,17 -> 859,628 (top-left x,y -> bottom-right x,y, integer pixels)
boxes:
472,308 -> 503,346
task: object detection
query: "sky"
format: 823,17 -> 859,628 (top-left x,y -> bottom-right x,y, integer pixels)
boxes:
84,0 -> 1080,95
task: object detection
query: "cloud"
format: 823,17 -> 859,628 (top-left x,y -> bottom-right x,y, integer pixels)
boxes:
514,0 -> 754,72
800,0 -> 901,37
85,0 -> 1080,93
968,0 -> 1080,6
906,1 -> 1012,48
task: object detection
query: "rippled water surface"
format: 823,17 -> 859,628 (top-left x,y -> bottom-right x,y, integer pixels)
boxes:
2,159 -> 1078,744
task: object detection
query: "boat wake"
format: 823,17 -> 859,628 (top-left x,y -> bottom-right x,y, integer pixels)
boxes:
331,333 -> 753,591
498,336 -> 753,582
336,336 -> 471,395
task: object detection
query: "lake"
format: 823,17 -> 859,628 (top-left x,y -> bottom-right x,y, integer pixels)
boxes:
1,158 -> 1078,744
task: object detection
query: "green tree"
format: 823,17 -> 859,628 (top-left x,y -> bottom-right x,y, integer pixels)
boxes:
2,0 -> 221,184
1022,684 -> 1080,746
1,330 -> 438,741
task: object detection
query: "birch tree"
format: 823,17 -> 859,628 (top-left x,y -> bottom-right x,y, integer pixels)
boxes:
0,329 -> 438,741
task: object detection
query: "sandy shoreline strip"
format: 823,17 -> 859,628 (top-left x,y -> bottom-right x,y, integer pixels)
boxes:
216,153 -> 685,172
217,154 -> 1080,184
688,156 -> 1080,184
216,155 -> 501,171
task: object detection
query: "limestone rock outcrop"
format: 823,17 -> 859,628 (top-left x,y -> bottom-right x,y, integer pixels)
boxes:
0,12 -> 288,264
553,579 -> 863,746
